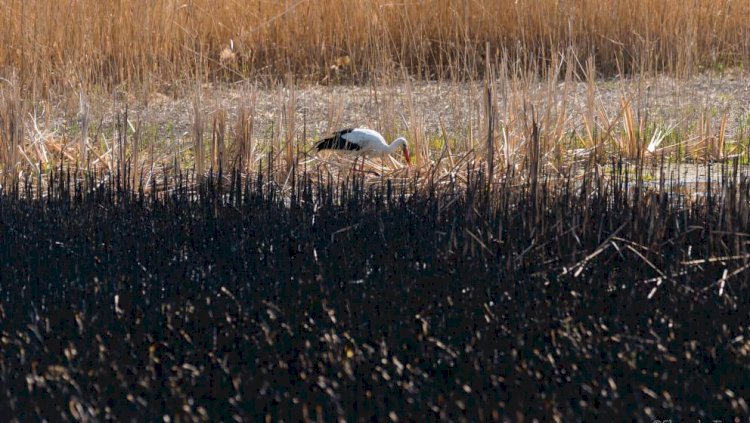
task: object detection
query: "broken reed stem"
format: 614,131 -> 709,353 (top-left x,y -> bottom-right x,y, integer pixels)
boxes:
133,117 -> 142,188
213,110 -> 226,172
79,91 -> 89,164
284,76 -> 297,173
485,42 -> 495,184
117,108 -> 128,184
529,111 -> 540,199
193,94 -> 204,179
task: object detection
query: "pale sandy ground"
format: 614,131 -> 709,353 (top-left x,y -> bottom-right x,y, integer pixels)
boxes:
49,71 -> 749,146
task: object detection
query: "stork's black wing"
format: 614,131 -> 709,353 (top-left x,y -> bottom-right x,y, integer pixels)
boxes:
314,128 -> 361,151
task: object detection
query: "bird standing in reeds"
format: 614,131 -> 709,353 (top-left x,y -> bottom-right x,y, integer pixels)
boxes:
314,128 -> 411,172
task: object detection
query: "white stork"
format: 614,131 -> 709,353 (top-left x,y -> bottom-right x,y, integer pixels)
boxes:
314,128 -> 411,171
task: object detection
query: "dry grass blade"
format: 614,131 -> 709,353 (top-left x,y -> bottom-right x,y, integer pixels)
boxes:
78,91 -> 90,163
193,93 -> 204,178
700,263 -> 750,296
212,109 -> 226,171
627,245 -> 667,280
682,254 -> 750,266
620,98 -> 640,159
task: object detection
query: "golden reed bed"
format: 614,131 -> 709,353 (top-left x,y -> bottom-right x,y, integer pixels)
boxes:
0,0 -> 747,90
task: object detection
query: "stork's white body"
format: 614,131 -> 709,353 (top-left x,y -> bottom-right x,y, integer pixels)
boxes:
314,128 -> 411,165
338,128 -> 393,158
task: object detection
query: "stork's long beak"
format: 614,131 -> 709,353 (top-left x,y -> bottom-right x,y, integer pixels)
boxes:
403,147 -> 411,165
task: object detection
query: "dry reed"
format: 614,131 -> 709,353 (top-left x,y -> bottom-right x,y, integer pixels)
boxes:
0,0 -> 747,93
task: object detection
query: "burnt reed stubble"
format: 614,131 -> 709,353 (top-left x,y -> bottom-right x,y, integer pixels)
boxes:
0,160 -> 749,421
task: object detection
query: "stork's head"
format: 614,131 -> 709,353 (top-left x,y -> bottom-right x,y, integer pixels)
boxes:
394,137 -> 411,165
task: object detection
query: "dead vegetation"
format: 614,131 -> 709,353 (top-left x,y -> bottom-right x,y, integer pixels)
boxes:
3,157 -> 750,421
1,62 -> 748,194
2,3 -> 750,420
0,0 -> 748,188
1,0 -> 748,91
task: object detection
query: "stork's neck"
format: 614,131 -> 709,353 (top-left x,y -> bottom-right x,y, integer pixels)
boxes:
387,138 -> 406,153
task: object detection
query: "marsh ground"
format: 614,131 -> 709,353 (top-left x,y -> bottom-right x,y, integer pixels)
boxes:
43,72 -> 750,145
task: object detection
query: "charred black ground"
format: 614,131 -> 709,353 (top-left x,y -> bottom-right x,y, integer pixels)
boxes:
1,160 -> 749,421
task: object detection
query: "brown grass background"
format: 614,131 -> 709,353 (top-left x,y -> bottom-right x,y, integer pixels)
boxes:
0,0 -> 748,92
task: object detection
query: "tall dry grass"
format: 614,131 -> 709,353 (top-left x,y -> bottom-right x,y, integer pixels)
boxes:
0,0 -> 748,92
0,0 -> 748,186
0,59 -> 744,188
